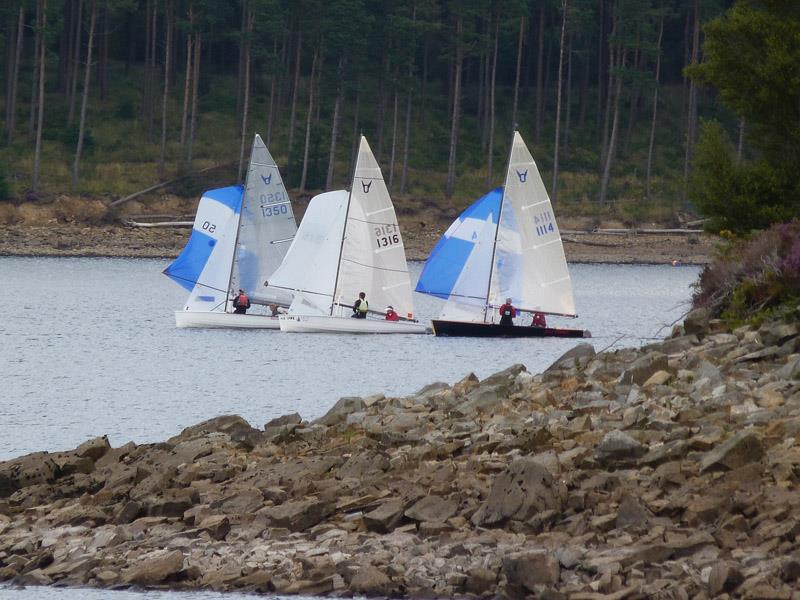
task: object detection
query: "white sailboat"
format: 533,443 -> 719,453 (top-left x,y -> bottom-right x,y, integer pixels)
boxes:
163,134 -> 297,328
268,136 -> 426,334
415,131 -> 589,338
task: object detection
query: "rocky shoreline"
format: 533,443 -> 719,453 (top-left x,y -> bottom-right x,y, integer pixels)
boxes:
2,310 -> 799,597
0,223 -> 714,264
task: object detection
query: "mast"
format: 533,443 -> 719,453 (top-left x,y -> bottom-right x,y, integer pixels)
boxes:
224,140 -> 253,312
330,137 -> 359,316
482,132 -> 516,323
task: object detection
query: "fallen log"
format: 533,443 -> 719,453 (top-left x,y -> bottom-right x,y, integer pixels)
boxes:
123,220 -> 193,228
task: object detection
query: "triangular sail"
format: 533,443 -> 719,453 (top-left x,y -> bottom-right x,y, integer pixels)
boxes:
491,131 -> 576,316
163,186 -> 243,312
333,136 -> 416,318
415,188 -> 502,322
230,134 -> 297,306
267,190 -> 349,316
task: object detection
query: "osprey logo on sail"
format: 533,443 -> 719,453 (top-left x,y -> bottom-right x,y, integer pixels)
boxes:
361,181 -> 372,194
261,173 -> 273,185
516,169 -> 528,183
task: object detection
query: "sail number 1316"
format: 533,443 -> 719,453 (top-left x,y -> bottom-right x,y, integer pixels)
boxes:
375,223 -> 401,248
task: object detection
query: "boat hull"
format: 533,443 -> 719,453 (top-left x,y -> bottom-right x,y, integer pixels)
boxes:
174,311 -> 280,329
431,319 -> 590,338
279,315 -> 427,334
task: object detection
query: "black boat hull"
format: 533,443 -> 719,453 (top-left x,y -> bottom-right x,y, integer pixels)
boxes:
432,319 -> 590,338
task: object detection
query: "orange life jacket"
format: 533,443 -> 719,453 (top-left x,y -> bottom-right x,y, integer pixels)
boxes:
237,293 -> 249,306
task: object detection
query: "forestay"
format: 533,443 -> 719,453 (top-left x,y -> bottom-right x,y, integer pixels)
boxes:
334,137 -> 416,319
267,190 -> 348,315
229,134 -> 297,306
492,131 -> 575,316
163,186 -> 243,312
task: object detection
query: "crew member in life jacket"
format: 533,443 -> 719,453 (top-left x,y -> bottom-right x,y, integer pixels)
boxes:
385,305 -> 399,321
531,311 -> 547,328
498,297 -> 516,326
232,289 -> 251,314
352,292 -> 368,318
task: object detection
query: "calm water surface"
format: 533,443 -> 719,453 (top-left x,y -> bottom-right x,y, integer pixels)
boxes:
0,257 -> 699,461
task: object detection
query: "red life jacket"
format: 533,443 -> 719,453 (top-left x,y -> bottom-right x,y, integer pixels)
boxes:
532,312 -> 547,327
500,303 -> 516,318
385,310 -> 399,321
237,293 -> 249,306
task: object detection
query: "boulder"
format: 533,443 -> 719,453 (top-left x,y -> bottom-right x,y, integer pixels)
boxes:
473,458 -> 563,526
350,566 -> 395,596
708,562 -> 743,595
699,430 -> 764,472
615,495 -> 652,529
404,495 -> 458,523
259,498 -> 333,532
123,550 -> 185,585
315,397 -> 366,427
683,307 -> 711,336
168,415 -> 260,444
76,436 -> 111,461
0,452 -> 60,497
364,499 -> 407,533
464,567 -> 497,595
503,552 -> 560,589
198,515 -> 230,540
546,343 -> 596,371
620,352 -> 669,386
596,430 -> 647,463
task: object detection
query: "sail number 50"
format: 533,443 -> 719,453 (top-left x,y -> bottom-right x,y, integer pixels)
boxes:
201,221 -> 217,233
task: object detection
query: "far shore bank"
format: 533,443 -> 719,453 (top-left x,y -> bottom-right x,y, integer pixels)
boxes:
0,224 -> 715,265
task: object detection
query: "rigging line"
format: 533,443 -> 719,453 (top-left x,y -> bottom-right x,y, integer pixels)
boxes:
163,273 -> 231,296
346,215 -> 401,227
418,291 -> 488,301
266,283 -> 333,299
340,257 -> 410,275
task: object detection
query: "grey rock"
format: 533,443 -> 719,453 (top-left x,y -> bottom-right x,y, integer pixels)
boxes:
464,567 -> 497,595
616,495 -> 652,529
708,562 -> 743,595
503,552 -> 560,589
350,566 -> 395,596
546,343 -> 596,371
314,397 -> 366,427
0,452 -> 60,498
684,307 -> 711,336
123,549 -> 185,585
620,352 -> 669,386
198,515 -> 230,540
260,498 -> 333,532
264,413 -> 302,431
76,436 -> 111,461
405,495 -> 458,523
699,430 -> 764,472
596,430 -> 647,463
364,499 -> 407,533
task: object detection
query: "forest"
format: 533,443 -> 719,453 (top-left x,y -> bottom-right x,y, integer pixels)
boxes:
1,0 -> 740,223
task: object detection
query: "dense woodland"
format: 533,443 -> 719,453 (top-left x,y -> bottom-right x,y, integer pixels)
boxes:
0,0 -> 740,221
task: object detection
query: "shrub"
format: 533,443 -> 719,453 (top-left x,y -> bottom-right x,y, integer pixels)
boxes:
693,219 -> 800,324
0,164 -> 12,201
59,125 -> 96,155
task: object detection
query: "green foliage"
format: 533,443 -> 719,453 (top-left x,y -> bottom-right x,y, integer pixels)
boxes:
693,220 -> 800,323
59,125 -> 96,156
115,96 -> 136,120
690,122 -> 797,234
0,164 -> 12,202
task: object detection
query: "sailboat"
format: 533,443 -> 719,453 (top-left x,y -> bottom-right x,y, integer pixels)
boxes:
268,136 -> 426,334
415,131 -> 590,338
163,134 -> 297,328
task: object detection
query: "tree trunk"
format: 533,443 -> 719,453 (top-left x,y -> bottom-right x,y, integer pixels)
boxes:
6,5 -> 24,144
534,6 -> 545,144
600,1 -> 618,167
326,59 -> 344,190
683,0 -> 700,197
599,47 -> 626,204
420,37 -> 428,128
147,1 -> 157,136
67,0 -> 83,127
237,8 -> 253,181
578,41 -> 590,129
349,86 -> 360,181
236,0 -> 248,118
400,88 -> 412,194
645,11 -> 663,199
596,0 -> 605,137
28,2 -> 42,140
445,15 -> 463,198
376,53 -> 389,161
389,90 -> 399,188
266,39 -> 277,146
299,49 -> 318,192
736,119 -> 745,164
98,0 -> 108,99
72,0 -> 96,187
623,37 -> 641,155
552,0 -> 568,203
59,0 -> 71,93
32,0 -> 47,192
486,15 -> 499,189
158,0 -> 173,177
179,8 -> 193,148
185,32 -> 201,167
287,28 -> 302,159
511,15 -> 524,127
563,32 -> 573,157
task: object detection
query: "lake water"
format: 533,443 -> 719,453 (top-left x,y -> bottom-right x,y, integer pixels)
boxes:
0,257 -> 699,462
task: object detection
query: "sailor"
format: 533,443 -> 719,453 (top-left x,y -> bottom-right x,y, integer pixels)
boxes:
498,297 -> 516,326
232,289 -> 250,314
385,305 -> 399,321
352,292 -> 368,319
531,311 -> 547,328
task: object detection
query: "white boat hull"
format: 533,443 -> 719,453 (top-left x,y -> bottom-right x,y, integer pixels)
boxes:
174,311 -> 280,329
279,315 -> 427,334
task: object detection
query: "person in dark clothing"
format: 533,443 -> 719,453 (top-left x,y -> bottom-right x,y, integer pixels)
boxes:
498,297 -> 516,326
351,292 -> 368,318
232,289 -> 250,314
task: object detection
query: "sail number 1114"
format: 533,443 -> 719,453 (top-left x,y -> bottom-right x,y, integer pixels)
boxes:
533,210 -> 555,237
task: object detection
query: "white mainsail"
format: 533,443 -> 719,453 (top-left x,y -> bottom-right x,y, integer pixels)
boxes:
490,131 -> 576,316
267,190 -> 349,315
334,137 -> 416,319
229,134 -> 297,306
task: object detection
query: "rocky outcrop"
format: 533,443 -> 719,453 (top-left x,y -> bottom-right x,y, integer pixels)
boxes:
1,317 -> 799,597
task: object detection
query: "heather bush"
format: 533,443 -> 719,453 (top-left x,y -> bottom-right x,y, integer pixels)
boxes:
693,220 -> 800,324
